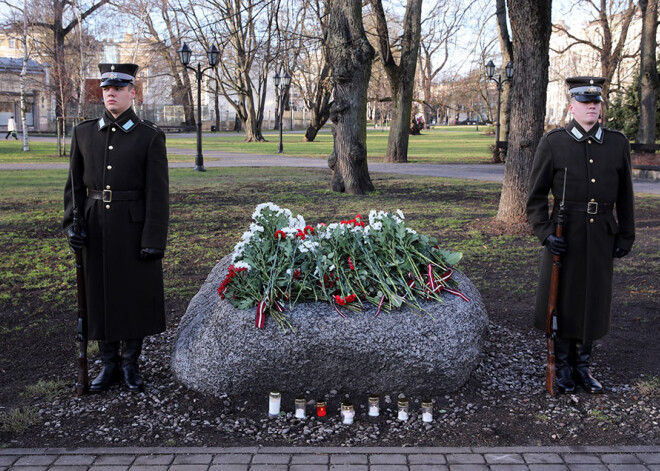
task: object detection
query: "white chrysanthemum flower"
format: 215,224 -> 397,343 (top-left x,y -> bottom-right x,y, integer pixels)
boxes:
241,230 -> 253,242
233,261 -> 251,271
329,264 -> 336,272
314,266 -> 319,276
252,202 -> 280,219
289,214 -> 306,229
371,222 -> 383,231
368,210 -> 377,225
327,223 -> 339,231
249,223 -> 264,233
396,209 -> 405,219
282,227 -> 297,236
231,241 -> 247,262
286,268 -> 292,275
406,227 -> 417,235
277,207 -> 293,218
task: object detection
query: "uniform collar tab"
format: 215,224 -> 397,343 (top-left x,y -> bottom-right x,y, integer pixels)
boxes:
113,108 -> 138,132
566,120 -> 603,143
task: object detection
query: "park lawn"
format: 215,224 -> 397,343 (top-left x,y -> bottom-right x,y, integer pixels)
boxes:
0,126 -> 494,164
167,126 -> 495,163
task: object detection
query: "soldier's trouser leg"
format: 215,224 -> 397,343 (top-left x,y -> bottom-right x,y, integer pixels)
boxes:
555,338 -> 575,393
572,340 -> 604,394
121,338 -> 145,392
90,341 -> 121,392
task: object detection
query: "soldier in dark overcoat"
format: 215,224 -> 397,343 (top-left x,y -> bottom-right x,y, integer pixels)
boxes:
63,63 -> 169,393
527,77 -> 635,394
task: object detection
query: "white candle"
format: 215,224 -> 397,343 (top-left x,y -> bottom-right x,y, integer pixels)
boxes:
368,405 -> 380,417
341,402 -> 355,424
398,409 -> 409,421
422,412 -> 433,422
268,391 -> 281,416
368,395 -> 380,416
294,398 -> 306,419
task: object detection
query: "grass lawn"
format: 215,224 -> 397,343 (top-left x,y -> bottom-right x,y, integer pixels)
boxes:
0,126 -> 495,164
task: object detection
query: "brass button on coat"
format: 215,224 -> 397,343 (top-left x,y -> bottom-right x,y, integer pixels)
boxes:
107,165 -> 112,170
108,145 -> 114,150
591,178 -> 596,183
589,159 -> 594,163
590,218 -> 594,223
105,204 -> 110,209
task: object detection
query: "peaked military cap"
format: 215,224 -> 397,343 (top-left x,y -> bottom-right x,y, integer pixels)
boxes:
99,63 -> 138,87
566,76 -> 605,102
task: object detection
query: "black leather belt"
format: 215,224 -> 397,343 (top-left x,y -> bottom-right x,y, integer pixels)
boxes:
563,201 -> 613,214
87,189 -> 144,203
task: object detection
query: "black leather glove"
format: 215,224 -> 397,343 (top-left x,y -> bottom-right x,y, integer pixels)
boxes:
544,234 -> 566,255
140,248 -> 165,261
613,247 -> 629,258
67,226 -> 87,252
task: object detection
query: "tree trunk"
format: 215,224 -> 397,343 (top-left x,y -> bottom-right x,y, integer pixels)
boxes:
326,0 -> 375,194
370,0 -> 422,163
496,0 -> 552,225
495,0 -> 513,161
637,0 -> 659,144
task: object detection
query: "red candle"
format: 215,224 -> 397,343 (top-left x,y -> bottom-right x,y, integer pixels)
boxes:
316,401 -> 327,417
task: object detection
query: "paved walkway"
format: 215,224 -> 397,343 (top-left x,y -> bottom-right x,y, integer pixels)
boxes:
1,446 -> 660,470
1,147 -> 658,195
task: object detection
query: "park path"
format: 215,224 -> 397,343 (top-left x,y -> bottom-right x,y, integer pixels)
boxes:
1,146 -> 658,195
2,445 -> 660,470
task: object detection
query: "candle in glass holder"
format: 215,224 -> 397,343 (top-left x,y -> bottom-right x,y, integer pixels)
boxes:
295,397 -> 306,419
316,400 -> 327,417
368,395 -> 380,417
421,400 -> 433,423
341,402 -> 355,424
268,391 -> 281,417
397,398 -> 409,421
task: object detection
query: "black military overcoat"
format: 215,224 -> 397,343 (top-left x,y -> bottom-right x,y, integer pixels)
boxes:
526,120 -> 635,341
63,108 -> 169,342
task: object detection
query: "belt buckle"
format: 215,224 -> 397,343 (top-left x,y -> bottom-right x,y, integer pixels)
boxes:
102,189 -> 112,203
587,201 -> 598,214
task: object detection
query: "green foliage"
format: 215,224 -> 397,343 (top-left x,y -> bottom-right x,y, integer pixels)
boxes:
608,70 -> 660,140
636,375 -> 660,398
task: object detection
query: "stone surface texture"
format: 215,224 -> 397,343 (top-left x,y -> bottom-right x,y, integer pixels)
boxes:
171,256 -> 489,396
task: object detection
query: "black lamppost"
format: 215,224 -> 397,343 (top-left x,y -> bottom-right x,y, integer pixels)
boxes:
178,42 -> 220,171
485,60 -> 513,159
273,71 -> 291,154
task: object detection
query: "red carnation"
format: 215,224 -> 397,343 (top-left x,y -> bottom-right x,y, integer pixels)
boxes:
296,229 -> 305,240
274,230 -> 286,239
348,256 -> 355,271
304,225 -> 315,235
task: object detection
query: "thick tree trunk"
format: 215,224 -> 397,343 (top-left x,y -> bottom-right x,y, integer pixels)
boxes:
637,0 -> 659,144
495,0 -> 552,225
326,0 -> 375,194
370,0 -> 422,163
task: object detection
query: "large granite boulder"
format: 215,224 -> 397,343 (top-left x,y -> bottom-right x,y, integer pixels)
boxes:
171,256 -> 489,396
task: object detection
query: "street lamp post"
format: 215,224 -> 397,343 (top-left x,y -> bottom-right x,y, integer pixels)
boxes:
273,71 -> 291,154
178,42 -> 220,171
485,60 -> 513,161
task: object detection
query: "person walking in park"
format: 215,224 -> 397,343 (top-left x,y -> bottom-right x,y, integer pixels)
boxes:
63,63 -> 169,393
5,115 -> 18,140
526,76 -> 635,394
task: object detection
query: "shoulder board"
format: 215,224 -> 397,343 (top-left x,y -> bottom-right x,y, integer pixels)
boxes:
545,128 -> 564,137
601,127 -> 628,139
138,119 -> 161,132
75,118 -> 98,127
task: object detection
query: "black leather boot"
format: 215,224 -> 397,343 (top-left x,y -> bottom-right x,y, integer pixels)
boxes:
554,338 -> 576,393
573,341 -> 604,394
90,341 -> 121,392
121,338 -> 145,392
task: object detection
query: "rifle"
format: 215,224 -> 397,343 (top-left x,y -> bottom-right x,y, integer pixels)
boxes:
545,168 -> 567,396
70,170 -> 89,397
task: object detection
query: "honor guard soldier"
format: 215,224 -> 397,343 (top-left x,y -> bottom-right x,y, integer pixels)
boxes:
527,76 -> 635,394
63,63 -> 169,393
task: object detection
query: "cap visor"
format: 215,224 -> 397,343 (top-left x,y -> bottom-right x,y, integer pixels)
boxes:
573,95 -> 603,103
100,79 -> 131,87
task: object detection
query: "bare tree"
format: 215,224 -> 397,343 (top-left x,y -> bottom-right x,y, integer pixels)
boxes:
122,0 -> 196,126
180,0 -> 279,142
496,0 -> 552,225
2,0 -> 111,118
552,0 -> 637,115
369,0 -> 422,163
495,0 -> 512,149
20,0 -> 29,151
417,0 -> 473,126
637,0 -> 659,144
326,0 -> 375,194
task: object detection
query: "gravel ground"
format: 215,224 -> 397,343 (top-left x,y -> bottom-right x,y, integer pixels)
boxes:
13,317 -> 658,448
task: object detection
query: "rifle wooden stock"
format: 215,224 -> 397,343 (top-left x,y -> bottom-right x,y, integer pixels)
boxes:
545,223 -> 563,397
73,209 -> 89,397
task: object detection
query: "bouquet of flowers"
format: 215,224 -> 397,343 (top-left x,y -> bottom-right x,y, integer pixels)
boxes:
218,203 -> 468,332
